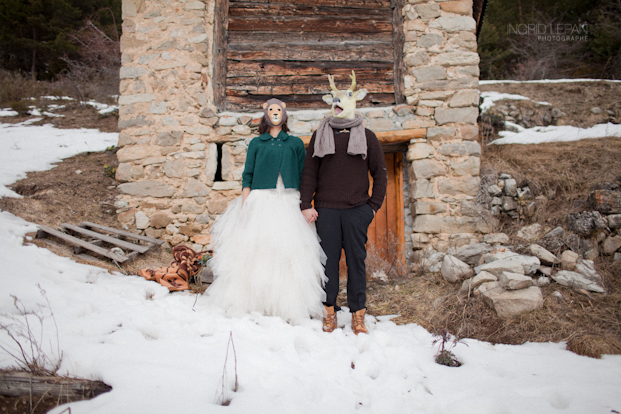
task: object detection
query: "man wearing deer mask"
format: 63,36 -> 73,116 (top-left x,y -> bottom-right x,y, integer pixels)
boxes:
300,71 -> 387,335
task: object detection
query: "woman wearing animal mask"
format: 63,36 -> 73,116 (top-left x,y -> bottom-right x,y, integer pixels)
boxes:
205,99 -> 327,324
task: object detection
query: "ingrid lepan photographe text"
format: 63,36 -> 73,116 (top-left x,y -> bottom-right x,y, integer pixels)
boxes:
507,23 -> 589,42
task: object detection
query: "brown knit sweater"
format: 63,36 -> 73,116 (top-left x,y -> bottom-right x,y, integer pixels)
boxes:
300,128 -> 387,211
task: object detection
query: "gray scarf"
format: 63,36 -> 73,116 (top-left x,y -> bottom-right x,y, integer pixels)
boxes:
313,114 -> 367,159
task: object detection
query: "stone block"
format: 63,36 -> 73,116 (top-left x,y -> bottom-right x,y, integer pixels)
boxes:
155,131 -> 183,146
213,181 -> 242,191
560,250 -> 579,270
429,16 -> 476,32
454,243 -> 492,266
163,160 -> 185,178
412,159 -> 445,179
419,79 -> 479,93
393,104 -> 413,116
439,141 -> 481,156
441,255 -> 474,283
119,93 -> 156,105
117,146 -> 161,163
415,107 -> 435,117
411,65 -> 447,82
437,176 -> 480,196
406,143 -> 435,161
417,33 -> 443,48
118,115 -> 154,129
404,50 -> 430,68
414,3 -> 441,18
459,125 -> 479,140
435,107 -> 479,125
477,259 -> 525,276
483,233 -> 510,245
413,215 -> 477,234
529,244 -> 560,265
448,89 -> 479,107
402,117 -> 437,129
502,196 -> 518,211
180,178 -> 210,198
115,163 -> 132,182
118,181 -> 175,198
413,179 -> 434,199
440,0 -> 474,16
498,272 -> 533,290
415,201 -> 447,215
450,156 -> 480,176
120,67 -> 147,79
434,51 -> 480,67
481,286 -> 543,317
150,212 -> 172,229
427,126 -> 456,143
368,119 -> 395,131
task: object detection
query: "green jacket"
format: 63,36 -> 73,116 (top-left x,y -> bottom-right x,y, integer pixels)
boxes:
242,131 -> 306,190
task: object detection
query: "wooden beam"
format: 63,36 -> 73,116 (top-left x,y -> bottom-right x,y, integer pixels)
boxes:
299,128 -> 426,145
80,222 -> 165,245
36,225 -> 128,263
392,0 -> 406,104
213,0 -> 229,110
61,224 -> 152,254
0,372 -> 111,399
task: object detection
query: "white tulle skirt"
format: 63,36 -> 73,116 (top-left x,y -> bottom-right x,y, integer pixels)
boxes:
205,177 -> 327,324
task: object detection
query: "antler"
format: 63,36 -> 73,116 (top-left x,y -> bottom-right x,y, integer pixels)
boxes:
327,74 -> 338,92
348,70 -> 356,92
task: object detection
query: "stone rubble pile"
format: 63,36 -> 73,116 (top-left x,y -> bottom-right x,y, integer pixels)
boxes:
480,173 -> 542,220
418,227 -> 608,317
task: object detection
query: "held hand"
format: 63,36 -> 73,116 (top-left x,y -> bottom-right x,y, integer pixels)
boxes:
302,208 -> 319,224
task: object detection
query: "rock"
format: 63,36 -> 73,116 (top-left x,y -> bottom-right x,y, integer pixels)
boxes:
180,178 -> 210,198
437,177 -> 480,196
483,233 -> 510,245
406,143 -> 435,161
118,181 -> 175,198
552,270 -> 605,293
501,196 -> 518,211
150,212 -> 172,229
487,184 -> 502,196
481,286 -> 544,317
529,244 -> 560,265
538,266 -> 553,277
601,235 -> 621,255
483,252 -> 540,274
566,211 -> 608,236
614,252 -> 621,261
453,243 -> 493,265
440,255 -> 474,283
179,223 -> 202,237
498,272 -> 533,290
504,178 -> 517,197
607,214 -> 621,229
434,107 -> 479,125
535,276 -> 551,287
575,259 -> 605,288
424,249 -> 446,273
135,211 -> 150,229
411,65 -> 447,82
551,291 -> 564,301
516,223 -> 544,241
412,159 -> 446,179
475,281 -> 503,297
191,234 -> 211,245
590,107 -> 603,114
472,271 -> 498,287
476,259 -> 525,276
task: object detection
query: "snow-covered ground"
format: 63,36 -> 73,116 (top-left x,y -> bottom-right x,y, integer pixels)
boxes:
479,79 -> 621,145
1,96 -> 621,413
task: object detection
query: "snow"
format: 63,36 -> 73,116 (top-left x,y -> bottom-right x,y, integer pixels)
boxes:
0,121 -> 117,198
480,78 -> 621,85
479,91 -> 550,113
494,122 -> 621,145
1,102 -> 621,413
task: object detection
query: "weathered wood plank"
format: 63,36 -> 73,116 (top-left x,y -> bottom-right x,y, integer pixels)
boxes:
80,221 -> 165,245
226,60 -> 393,78
228,31 -> 392,45
227,44 -> 393,62
230,0 -> 391,7
228,16 -> 393,33
225,93 -> 395,110
392,0 -> 406,104
61,224 -> 151,254
0,372 -> 111,399
394,152 -> 406,267
214,0 -> 229,110
36,225 -> 128,263
226,80 -> 394,95
229,3 -> 391,18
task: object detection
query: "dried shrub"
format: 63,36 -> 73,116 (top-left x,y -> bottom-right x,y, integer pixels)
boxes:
365,231 -> 408,281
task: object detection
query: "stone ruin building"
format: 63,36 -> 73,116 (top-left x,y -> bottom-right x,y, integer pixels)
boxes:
116,0 -> 488,265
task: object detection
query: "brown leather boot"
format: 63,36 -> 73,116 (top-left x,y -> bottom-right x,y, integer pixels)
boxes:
351,309 -> 367,335
323,306 -> 337,333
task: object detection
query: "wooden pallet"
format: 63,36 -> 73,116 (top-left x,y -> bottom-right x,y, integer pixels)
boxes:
36,221 -> 164,263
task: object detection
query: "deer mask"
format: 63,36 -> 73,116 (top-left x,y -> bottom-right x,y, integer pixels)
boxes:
322,71 -> 368,120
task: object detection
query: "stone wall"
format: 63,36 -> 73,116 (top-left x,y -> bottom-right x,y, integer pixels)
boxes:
117,0 -> 484,256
